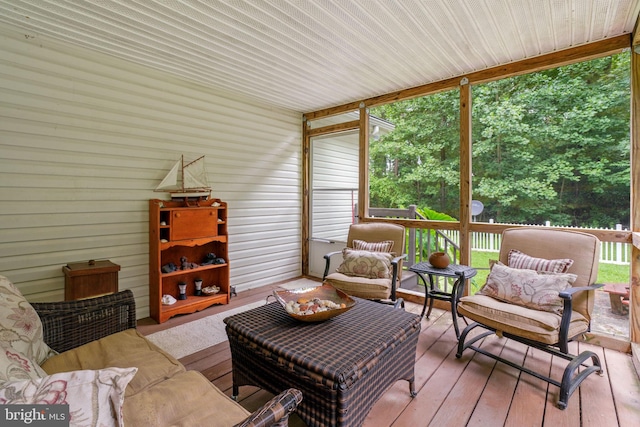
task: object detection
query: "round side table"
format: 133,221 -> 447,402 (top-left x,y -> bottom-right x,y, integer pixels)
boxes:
408,261 -> 477,338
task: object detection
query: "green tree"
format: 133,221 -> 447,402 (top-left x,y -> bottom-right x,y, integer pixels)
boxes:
370,53 -> 630,228
473,54 -> 630,226
370,89 -> 460,215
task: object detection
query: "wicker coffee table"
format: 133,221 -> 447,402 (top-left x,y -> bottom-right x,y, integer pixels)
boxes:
224,297 -> 421,427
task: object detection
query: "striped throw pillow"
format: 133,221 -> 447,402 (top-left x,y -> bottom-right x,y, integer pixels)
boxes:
352,239 -> 394,253
508,249 -> 573,273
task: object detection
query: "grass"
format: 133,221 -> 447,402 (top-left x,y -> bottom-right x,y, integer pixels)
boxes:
466,250 -> 630,294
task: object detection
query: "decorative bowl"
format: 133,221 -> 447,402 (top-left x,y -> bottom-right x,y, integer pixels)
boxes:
272,283 -> 356,322
202,285 -> 220,295
428,251 -> 451,268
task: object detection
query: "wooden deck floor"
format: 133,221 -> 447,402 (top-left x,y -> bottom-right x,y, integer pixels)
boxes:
138,281 -> 640,427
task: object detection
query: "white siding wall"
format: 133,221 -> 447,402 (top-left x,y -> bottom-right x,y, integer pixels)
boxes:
311,132 -> 359,242
308,132 -> 359,277
0,24 -> 302,319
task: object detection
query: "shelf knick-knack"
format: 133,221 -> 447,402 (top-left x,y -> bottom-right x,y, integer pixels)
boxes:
178,282 -> 187,300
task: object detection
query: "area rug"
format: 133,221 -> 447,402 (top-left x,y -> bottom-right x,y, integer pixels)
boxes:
145,278 -> 320,359
145,300 -> 266,359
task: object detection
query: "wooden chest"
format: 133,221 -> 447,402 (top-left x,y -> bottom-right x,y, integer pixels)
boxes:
63,260 -> 120,301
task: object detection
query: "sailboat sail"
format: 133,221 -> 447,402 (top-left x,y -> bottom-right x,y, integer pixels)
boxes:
183,156 -> 209,190
155,160 -> 181,191
155,155 -> 211,197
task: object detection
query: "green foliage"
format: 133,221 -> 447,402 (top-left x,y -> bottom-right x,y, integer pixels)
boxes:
406,207 -> 457,263
415,207 -> 456,221
371,53 -> 631,228
370,90 -> 461,216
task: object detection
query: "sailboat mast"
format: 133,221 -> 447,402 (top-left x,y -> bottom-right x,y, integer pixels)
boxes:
180,154 -> 185,192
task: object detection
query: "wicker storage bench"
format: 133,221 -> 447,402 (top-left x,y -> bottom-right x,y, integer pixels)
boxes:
225,298 -> 421,427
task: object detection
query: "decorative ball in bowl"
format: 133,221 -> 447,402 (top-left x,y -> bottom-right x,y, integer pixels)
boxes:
272,283 -> 356,322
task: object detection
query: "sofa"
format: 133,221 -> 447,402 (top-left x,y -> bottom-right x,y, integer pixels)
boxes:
0,275 -> 302,426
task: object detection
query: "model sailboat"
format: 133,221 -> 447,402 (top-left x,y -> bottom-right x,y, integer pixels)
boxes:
155,155 -> 211,200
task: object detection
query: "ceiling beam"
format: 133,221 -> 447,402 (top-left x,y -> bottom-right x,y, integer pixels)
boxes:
305,34 -> 631,120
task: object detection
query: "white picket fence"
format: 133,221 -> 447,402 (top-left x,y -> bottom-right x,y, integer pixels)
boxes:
368,206 -> 630,266
448,222 -> 630,265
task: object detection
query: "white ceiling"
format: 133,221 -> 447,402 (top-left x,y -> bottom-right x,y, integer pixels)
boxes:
0,0 -> 638,113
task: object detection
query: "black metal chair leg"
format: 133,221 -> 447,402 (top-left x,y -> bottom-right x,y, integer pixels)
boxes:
425,274 -> 436,318
416,272 -> 430,318
450,292 -> 461,339
557,350 -> 603,409
456,322 -> 491,358
456,321 -> 604,409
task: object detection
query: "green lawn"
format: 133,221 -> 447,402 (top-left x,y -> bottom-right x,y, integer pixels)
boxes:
467,250 -> 630,294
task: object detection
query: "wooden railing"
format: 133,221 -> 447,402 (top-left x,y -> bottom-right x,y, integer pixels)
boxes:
359,205 -> 630,266
357,204 -> 460,267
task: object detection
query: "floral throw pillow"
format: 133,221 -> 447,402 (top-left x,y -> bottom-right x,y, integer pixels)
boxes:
508,249 -> 573,273
477,262 -> 577,314
0,275 -> 56,364
0,367 -> 137,427
0,341 -> 46,383
352,239 -> 394,253
336,248 -> 394,279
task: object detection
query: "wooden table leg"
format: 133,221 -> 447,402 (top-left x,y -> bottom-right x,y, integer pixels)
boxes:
608,293 -> 628,315
603,283 -> 630,315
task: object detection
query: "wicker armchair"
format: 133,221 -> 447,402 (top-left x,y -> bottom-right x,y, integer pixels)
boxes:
31,290 -> 302,427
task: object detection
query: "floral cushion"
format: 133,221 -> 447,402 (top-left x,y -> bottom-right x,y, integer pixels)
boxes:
477,262 -> 577,314
352,239 -> 394,253
0,275 -> 55,364
0,367 -> 137,427
508,249 -> 573,273
336,249 -> 394,279
0,341 -> 46,383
